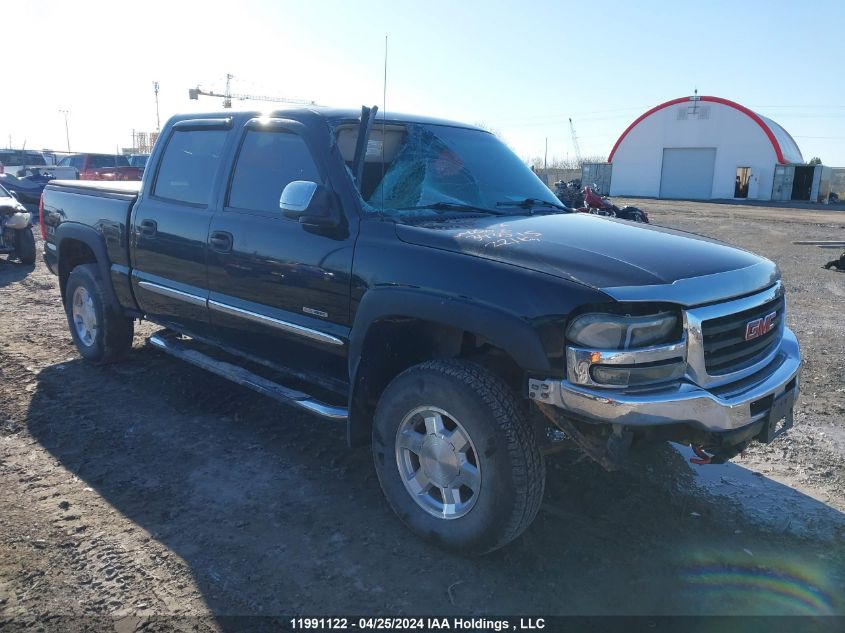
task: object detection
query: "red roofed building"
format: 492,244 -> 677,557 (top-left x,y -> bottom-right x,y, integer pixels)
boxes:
607,95 -> 805,201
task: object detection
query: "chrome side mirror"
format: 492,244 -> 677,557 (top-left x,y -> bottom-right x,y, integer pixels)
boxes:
279,181 -> 340,228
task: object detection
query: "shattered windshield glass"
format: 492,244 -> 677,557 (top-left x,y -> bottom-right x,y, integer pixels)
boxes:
355,123 -> 562,218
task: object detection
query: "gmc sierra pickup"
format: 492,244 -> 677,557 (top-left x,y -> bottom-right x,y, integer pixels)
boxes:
40,106 -> 801,554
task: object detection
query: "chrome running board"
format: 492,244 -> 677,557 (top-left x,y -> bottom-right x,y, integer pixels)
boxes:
148,330 -> 348,421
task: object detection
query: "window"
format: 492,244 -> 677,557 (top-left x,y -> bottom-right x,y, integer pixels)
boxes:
227,130 -> 322,214
90,155 -> 114,168
0,151 -> 45,166
89,154 -> 130,168
153,130 -> 228,205
339,123 -> 560,217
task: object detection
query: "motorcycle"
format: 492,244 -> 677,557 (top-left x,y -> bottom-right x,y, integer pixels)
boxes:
0,186 -> 36,265
553,179 -> 583,208
580,185 -> 649,223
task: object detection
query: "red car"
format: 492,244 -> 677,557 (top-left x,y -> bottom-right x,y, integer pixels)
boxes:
57,153 -> 143,181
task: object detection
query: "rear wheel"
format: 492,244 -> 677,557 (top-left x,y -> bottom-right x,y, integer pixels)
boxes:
14,228 -> 35,264
64,264 -> 134,363
372,359 -> 545,554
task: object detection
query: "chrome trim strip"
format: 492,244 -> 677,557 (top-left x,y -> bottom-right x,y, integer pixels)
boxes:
296,400 -> 349,420
138,281 -> 207,307
684,281 -> 784,388
530,328 -> 800,432
208,300 -> 344,346
603,261 -> 780,307
566,336 -> 687,386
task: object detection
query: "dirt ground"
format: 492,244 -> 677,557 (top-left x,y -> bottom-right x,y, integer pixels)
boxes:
1,200 -> 844,630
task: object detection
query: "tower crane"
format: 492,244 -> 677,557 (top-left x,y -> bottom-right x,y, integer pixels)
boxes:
569,118 -> 582,166
188,74 -> 317,108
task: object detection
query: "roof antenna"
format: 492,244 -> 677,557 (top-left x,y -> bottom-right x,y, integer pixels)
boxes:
381,34 -> 388,215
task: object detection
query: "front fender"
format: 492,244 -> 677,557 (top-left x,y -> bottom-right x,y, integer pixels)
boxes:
348,286 -> 553,382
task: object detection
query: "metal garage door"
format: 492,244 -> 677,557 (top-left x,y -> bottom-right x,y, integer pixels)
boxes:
659,148 -> 716,199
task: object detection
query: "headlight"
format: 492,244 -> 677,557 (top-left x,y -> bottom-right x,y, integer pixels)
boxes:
566,312 -> 679,349
4,211 -> 31,230
565,311 -> 686,388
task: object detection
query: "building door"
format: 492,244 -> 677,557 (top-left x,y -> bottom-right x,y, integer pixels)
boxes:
659,148 -> 716,199
791,166 -> 814,201
735,167 -> 751,198
772,165 -> 794,201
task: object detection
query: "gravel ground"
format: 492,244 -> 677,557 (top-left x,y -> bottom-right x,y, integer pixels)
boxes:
1,200 -> 844,631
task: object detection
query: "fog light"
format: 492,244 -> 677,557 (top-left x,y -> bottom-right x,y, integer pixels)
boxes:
590,360 -> 685,387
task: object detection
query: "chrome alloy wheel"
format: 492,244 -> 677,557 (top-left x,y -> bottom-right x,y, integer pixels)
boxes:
72,286 -> 98,347
395,406 -> 481,519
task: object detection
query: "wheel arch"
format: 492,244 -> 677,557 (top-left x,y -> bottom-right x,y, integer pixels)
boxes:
346,288 -> 551,447
55,223 -> 121,312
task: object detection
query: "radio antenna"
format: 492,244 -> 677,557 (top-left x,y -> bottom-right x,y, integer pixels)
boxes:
381,34 -> 388,214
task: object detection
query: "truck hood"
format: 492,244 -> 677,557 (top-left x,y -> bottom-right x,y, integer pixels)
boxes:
395,213 -> 779,307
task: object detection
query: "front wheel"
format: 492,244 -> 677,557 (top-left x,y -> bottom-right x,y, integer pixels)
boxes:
14,228 -> 35,265
372,360 -> 545,554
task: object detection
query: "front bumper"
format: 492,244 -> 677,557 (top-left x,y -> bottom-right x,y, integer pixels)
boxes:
529,327 -> 800,434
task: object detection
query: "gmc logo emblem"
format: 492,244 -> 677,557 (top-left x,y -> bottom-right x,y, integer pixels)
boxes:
745,312 -> 777,341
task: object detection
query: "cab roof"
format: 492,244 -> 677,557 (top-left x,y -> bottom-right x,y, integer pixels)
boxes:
167,107 -> 485,132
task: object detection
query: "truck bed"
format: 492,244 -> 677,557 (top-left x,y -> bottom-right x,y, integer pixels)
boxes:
47,179 -> 141,197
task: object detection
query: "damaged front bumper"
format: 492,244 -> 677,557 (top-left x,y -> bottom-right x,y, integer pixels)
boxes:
529,328 -> 801,464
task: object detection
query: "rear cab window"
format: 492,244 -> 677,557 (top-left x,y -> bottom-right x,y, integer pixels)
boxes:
153,129 -> 228,206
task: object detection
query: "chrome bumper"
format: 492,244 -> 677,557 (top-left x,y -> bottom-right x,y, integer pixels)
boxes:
529,328 -> 800,433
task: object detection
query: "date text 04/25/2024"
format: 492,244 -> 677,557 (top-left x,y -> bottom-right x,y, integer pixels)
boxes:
289,617 -> 546,630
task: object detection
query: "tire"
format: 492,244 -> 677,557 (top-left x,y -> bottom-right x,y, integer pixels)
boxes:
372,359 -> 545,554
64,264 -> 134,363
14,228 -> 35,265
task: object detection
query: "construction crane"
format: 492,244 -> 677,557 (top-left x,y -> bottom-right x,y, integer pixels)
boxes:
188,74 -> 317,109
569,118 -> 582,166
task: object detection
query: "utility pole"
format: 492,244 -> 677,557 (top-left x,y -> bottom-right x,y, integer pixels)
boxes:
153,81 -> 161,131
223,74 -> 233,109
544,137 -> 548,173
59,110 -> 70,152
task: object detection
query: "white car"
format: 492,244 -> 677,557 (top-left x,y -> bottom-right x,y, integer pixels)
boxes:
0,150 -> 78,180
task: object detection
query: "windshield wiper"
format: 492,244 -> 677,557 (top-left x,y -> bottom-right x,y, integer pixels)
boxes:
398,202 -> 510,216
495,198 -> 570,212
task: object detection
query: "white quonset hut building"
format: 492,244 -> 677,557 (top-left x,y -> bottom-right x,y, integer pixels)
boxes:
607,95 -> 804,201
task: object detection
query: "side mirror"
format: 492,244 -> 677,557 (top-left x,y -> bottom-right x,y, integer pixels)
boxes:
8,190 -> 18,200
279,181 -> 340,228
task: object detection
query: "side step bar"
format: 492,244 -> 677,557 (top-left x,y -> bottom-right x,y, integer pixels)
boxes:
148,331 -> 348,421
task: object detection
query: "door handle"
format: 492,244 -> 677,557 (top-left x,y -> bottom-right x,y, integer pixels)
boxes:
209,231 -> 233,253
139,219 -> 157,237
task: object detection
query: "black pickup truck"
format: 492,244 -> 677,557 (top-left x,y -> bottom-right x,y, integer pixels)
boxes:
40,106 -> 801,553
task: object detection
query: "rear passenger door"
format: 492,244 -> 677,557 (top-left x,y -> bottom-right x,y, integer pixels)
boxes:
206,118 -> 355,385
130,118 -> 232,339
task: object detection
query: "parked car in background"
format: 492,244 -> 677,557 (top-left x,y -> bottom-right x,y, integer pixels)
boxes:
57,153 -> 143,181
0,149 -> 47,175
128,154 -> 150,170
0,173 -> 54,206
0,182 -> 35,264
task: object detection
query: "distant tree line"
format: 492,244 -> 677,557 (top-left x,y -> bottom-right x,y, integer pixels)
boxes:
525,155 -> 608,170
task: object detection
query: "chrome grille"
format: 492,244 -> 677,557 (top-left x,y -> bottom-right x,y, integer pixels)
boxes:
701,295 -> 784,375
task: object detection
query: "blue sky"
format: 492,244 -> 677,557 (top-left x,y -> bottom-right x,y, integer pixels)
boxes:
2,0 -> 843,164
